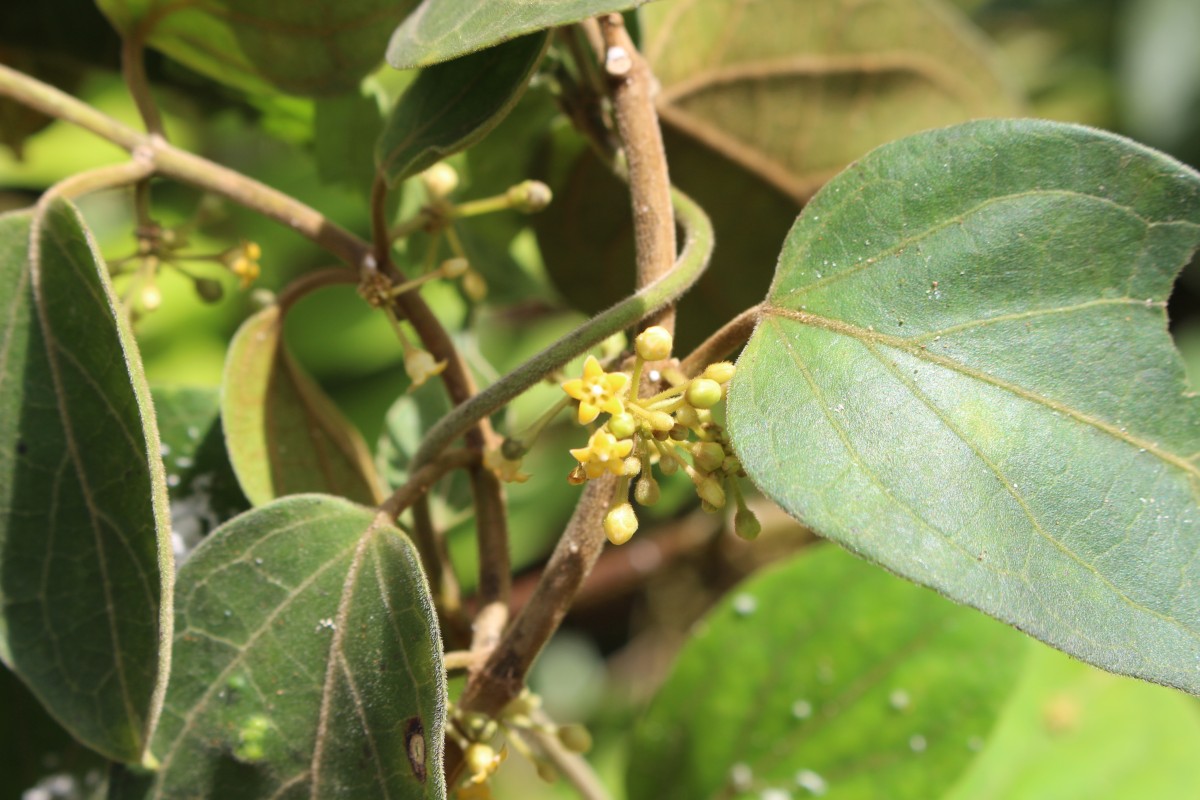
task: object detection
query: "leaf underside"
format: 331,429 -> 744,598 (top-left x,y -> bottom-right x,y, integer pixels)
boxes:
110,494 -> 446,800
728,118 -> 1200,693
222,305 -> 383,508
628,545 -> 1025,800
0,202 -> 172,762
386,0 -> 652,69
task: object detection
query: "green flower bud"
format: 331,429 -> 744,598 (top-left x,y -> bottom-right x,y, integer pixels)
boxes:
634,475 -> 660,506
441,256 -> 469,278
697,476 -> 726,509
692,442 -> 726,473
506,180 -> 553,213
703,361 -> 736,384
735,504 -> 762,540
604,502 -> 639,545
557,723 -> 593,754
194,277 -> 224,303
674,405 -> 700,429
536,760 -> 560,783
634,325 -> 673,361
647,410 -> 676,431
686,378 -> 724,409
669,423 -> 689,441
608,412 -> 638,439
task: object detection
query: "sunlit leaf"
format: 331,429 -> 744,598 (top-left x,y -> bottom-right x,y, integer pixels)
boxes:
628,545 -> 1025,800
944,644 -> 1200,800
387,0 -> 651,69
376,33 -> 549,187
0,203 -> 173,762
642,0 -> 1023,202
108,494 -> 446,799
222,305 -> 384,508
728,119 -> 1200,692
95,0 -> 418,97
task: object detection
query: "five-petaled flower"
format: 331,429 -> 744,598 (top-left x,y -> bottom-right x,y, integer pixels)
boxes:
561,355 -> 629,424
569,429 -> 634,479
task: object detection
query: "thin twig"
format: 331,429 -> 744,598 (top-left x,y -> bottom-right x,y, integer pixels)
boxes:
601,14 -> 676,334
679,304 -> 762,377
528,710 -> 611,800
121,31 -> 165,136
276,267 -> 358,314
379,448 -> 478,519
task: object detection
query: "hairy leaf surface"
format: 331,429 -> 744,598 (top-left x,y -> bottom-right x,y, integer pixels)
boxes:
0,203 -> 173,761
628,546 -> 1025,800
109,494 -> 445,799
642,0 -> 1022,202
728,119 -> 1200,692
376,32 -> 549,187
95,0 -> 418,96
222,305 -> 383,508
386,0 -> 650,68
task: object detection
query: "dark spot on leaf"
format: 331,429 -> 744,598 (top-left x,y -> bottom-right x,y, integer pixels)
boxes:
16,439 -> 27,456
405,716 -> 426,782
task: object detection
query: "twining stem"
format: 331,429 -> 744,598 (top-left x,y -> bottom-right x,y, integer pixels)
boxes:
601,13 -> 676,334
679,303 -> 762,377
528,709 -> 611,800
411,187 -> 713,471
276,267 -> 358,314
120,30 -> 165,137
35,160 -> 155,207
379,448 -> 478,518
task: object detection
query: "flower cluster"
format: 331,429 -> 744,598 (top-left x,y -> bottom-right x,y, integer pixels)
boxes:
557,326 -> 760,545
447,689 -> 591,798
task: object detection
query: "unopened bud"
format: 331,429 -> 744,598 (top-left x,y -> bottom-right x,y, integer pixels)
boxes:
635,325 -> 673,361
462,269 -> 488,301
536,760 -> 560,783
647,410 -> 675,432
634,475 -> 660,506
604,502 -> 638,545
465,742 -> 496,778
692,442 -> 726,473
441,257 -> 469,278
735,505 -> 762,540
194,277 -> 224,303
686,378 -> 724,409
501,438 -> 527,460
608,412 -> 637,439
557,723 -> 593,754
420,162 -> 459,198
703,361 -> 736,383
506,180 -> 552,213
140,283 -> 162,311
697,476 -> 726,509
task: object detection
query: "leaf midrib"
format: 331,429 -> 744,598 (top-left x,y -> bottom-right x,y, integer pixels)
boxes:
761,306 -> 1197,479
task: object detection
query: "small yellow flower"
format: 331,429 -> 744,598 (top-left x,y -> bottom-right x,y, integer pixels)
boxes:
561,356 -> 629,424
569,429 -> 634,480
404,348 -> 447,388
223,241 -> 261,288
483,448 -> 530,484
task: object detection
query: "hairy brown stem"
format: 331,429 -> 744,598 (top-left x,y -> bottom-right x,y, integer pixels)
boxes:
601,14 -> 677,334
679,304 -> 762,377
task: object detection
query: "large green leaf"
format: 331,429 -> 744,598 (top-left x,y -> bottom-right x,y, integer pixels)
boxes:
0,203 -> 173,762
151,386 -> 250,560
386,0 -> 650,69
95,0 -> 419,97
108,494 -> 446,799
944,643 -> 1200,800
222,305 -> 384,508
641,0 -> 1023,202
727,119 -> 1200,692
627,545 -> 1025,800
376,32 -> 549,187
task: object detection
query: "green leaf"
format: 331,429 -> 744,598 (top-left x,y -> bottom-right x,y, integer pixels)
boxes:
627,545 -> 1026,800
727,119 -> 1200,692
944,643 -> 1200,800
150,386 -> 250,559
314,90 -> 386,193
108,494 -> 446,799
641,0 -> 1023,202
376,32 -> 549,187
386,0 -> 650,69
221,305 -> 384,508
95,0 -> 419,97
0,202 -> 173,762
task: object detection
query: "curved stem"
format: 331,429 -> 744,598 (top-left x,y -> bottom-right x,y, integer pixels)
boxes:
121,32 -> 165,136
679,303 -> 762,377
411,187 -> 713,471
